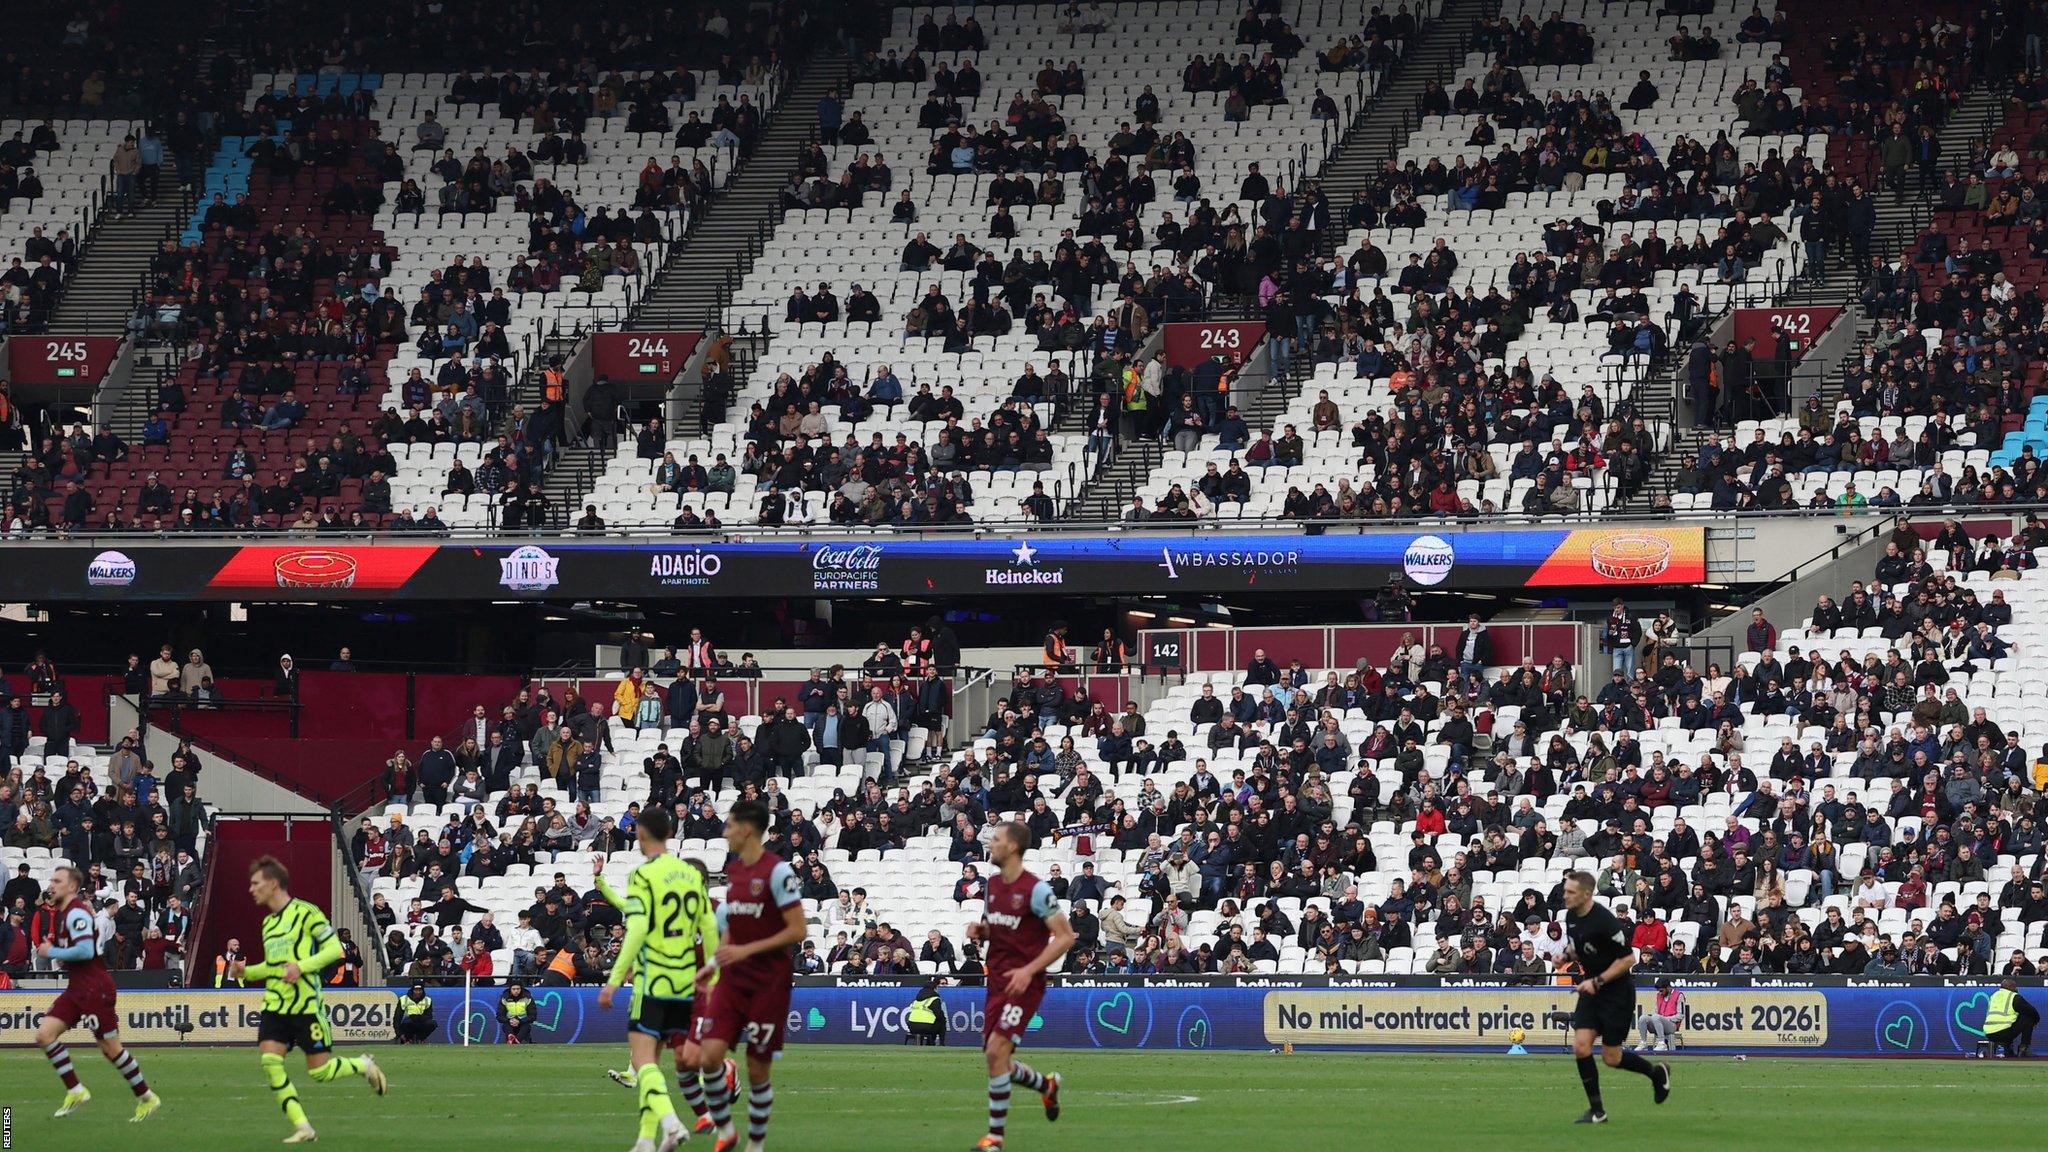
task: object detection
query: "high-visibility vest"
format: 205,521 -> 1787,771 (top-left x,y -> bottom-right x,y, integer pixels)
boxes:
906,994 -> 940,1026
215,952 -> 244,987
542,368 -> 566,402
1388,368 -> 1415,391
546,948 -> 578,982
1985,988 -> 2020,1032
1044,633 -> 1069,667
1122,367 -> 1145,410
399,995 -> 433,1018
502,996 -> 532,1021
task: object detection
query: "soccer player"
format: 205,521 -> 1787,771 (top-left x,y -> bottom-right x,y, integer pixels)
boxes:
597,808 -> 719,1152
36,865 -> 162,1120
605,855 -> 738,1135
699,799 -> 807,1152
236,856 -> 388,1143
1561,870 -> 1670,1124
963,821 -> 1075,1151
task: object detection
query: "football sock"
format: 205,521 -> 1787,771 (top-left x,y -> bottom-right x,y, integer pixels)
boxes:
1009,1062 -> 1048,1093
112,1049 -> 151,1097
705,1065 -> 733,1129
1615,1050 -> 1658,1079
676,1066 -> 708,1118
43,1041 -> 80,1090
636,1064 -> 676,1142
1576,1055 -> 1602,1111
746,1079 -> 772,1145
262,1052 -> 311,1129
987,1071 -> 1011,1137
309,1056 -> 362,1083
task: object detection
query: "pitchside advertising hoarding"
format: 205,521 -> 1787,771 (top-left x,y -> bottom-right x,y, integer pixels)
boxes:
7,527 -> 1707,602
0,982 -> 2016,1055
0,989 -> 395,1046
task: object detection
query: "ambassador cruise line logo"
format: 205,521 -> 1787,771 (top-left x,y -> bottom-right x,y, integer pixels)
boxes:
986,540 -> 1064,586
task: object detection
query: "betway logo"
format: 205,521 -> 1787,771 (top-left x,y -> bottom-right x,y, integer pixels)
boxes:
726,902 -> 765,918
986,911 -> 1025,929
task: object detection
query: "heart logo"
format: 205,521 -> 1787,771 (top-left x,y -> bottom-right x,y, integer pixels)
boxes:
1186,1017 -> 1210,1048
806,1008 -> 827,1029
461,1008 -> 490,1044
1027,1013 -> 1044,1033
1883,1015 -> 1916,1049
532,991 -> 565,1033
1095,992 -> 1135,1035
1954,992 -> 1991,1038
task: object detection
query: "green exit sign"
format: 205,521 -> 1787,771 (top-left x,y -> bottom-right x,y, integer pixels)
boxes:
56,367 -> 77,377
638,363 -> 659,374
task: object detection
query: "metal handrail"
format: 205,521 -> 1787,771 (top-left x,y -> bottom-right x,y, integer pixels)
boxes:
6,497 -> 2036,545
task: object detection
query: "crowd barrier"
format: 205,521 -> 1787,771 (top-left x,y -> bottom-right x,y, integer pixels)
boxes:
0,980 -> 2033,1057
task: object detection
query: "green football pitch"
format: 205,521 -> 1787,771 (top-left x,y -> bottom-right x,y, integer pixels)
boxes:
1,1044 -> 2039,1151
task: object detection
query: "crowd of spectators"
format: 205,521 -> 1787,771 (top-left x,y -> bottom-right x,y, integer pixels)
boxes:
754,536 -> 2048,978
354,620 -> 968,978
0,656 -> 212,978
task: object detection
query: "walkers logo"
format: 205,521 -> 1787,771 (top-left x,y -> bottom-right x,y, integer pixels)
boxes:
811,543 -> 883,591
498,545 -> 561,592
649,549 -> 722,587
86,550 -> 137,587
1401,534 -> 1456,586
986,539 -> 1065,586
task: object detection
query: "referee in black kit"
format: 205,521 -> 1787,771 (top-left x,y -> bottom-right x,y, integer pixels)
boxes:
1562,871 -> 1671,1123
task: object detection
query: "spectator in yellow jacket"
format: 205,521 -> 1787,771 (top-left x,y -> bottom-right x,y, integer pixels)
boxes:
612,670 -> 647,729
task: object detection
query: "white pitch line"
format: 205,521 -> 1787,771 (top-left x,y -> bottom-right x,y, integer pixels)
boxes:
190,1085 -> 1205,1106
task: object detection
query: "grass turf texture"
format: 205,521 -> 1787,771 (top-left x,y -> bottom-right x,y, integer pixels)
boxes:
4,1045 -> 2041,1150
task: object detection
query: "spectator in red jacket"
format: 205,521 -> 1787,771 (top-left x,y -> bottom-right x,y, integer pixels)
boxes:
1744,607 -> 1778,653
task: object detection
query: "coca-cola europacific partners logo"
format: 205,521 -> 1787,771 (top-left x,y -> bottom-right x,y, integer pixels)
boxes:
811,543 -> 882,592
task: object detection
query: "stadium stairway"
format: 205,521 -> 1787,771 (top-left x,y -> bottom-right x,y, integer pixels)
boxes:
1626,345 -> 1709,511
1058,0 -> 1496,525
480,331 -> 595,530
48,182 -> 194,334
630,53 -> 855,335
1064,435 -> 1163,522
1309,0 -> 1498,264
540,442 -> 613,527
1627,73 -> 2015,511
102,343 -> 186,442
1778,87 -> 2008,310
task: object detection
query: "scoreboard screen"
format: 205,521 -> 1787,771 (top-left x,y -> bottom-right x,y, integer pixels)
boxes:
590,331 -> 701,380
6,335 -> 123,388
1161,321 -> 1266,371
